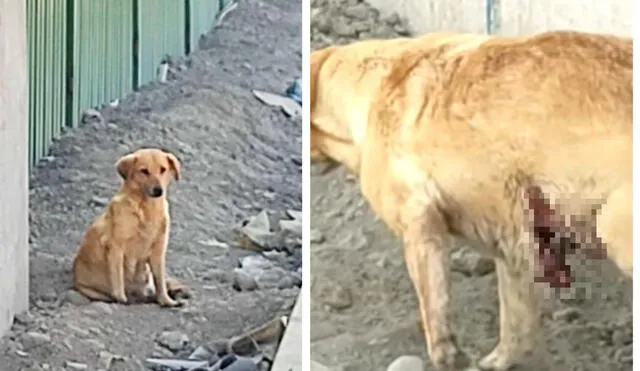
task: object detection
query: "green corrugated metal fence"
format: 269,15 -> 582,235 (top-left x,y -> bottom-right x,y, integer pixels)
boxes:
188,0 -> 222,52
137,0 -> 186,86
71,0 -> 134,128
27,0 -> 67,167
26,0 -> 227,168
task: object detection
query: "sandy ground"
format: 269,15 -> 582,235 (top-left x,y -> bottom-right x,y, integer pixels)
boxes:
309,1 -> 633,370
0,0 -> 301,370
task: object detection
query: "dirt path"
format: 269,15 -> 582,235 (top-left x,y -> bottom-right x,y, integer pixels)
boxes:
309,1 -> 632,370
0,1 -> 301,370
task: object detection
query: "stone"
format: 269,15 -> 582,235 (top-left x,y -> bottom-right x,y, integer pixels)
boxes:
89,196 -> 109,207
551,307 -> 582,322
233,269 -> 258,291
13,311 -> 35,326
63,290 -> 91,306
311,360 -> 333,371
342,3 -> 371,20
152,346 -> 175,358
238,210 -> 276,247
323,283 -> 353,311
89,302 -> 114,315
63,361 -> 87,370
20,332 -> 51,350
81,109 -> 103,125
279,219 -> 302,237
332,21 -> 357,37
611,328 -> 632,346
310,229 -> 325,244
97,351 -> 124,369
386,355 -> 424,371
157,331 -> 190,352
188,345 -> 213,360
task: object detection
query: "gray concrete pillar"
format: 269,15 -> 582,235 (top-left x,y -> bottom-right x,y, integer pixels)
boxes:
0,0 -> 30,337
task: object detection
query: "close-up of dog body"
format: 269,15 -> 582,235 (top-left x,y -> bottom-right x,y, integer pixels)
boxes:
311,30 -> 632,370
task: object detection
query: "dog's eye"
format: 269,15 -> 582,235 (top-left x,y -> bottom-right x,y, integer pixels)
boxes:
160,167 -> 166,174
140,168 -> 150,175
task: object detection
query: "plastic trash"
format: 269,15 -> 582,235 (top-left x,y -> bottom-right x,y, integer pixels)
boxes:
285,78 -> 302,105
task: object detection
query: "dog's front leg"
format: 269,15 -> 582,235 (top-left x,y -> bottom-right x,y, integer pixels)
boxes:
106,245 -> 128,303
403,210 -> 471,370
478,254 -> 541,370
150,226 -> 180,307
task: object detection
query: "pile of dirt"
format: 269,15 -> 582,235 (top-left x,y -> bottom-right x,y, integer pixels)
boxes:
0,0 -> 301,370
309,1 -> 633,370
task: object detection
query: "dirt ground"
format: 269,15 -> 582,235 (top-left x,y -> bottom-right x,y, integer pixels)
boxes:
309,1 -> 633,370
0,0 -> 301,370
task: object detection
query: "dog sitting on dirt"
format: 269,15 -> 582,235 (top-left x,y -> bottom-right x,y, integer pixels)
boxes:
311,30 -> 632,370
72,148 -> 190,307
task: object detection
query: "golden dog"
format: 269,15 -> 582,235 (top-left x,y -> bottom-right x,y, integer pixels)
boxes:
73,148 -> 189,307
311,31 -> 632,370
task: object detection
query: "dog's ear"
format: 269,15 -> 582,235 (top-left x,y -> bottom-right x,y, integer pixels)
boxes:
166,153 -> 181,181
310,47 -> 335,116
115,153 -> 137,180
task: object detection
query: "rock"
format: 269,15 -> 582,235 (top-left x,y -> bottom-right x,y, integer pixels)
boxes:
63,361 -> 87,370
152,346 -> 175,358
20,331 -> 51,350
552,307 -> 582,322
145,358 -> 208,370
323,283 -> 353,311
311,360 -> 333,371
386,355 -> 424,371
63,290 -> 91,306
279,219 -> 302,237
214,355 -> 258,371
188,345 -> 213,360
613,344 -> 632,364
89,302 -> 114,315
343,3 -> 371,20
451,248 -> 495,276
611,327 -> 632,346
286,209 -> 302,220
239,210 -> 276,247
13,311 -> 35,326
89,196 -> 109,207
332,21 -> 357,37
233,269 -> 258,291
310,229 -> 325,244
97,351 -> 124,369
81,108 -> 103,125
157,331 -> 190,352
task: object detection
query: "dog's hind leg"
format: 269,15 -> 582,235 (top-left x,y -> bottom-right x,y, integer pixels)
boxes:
477,250 -> 542,370
597,182 -> 632,278
75,285 -> 116,302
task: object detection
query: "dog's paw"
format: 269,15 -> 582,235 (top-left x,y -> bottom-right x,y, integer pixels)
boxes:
477,347 -> 515,370
111,292 -> 129,305
158,297 -> 183,308
166,278 -> 191,300
430,341 -> 471,370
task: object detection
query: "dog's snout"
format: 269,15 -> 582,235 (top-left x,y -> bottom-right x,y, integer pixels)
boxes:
149,186 -> 163,198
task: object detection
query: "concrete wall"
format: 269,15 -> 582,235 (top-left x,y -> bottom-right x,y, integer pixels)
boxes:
0,0 -> 30,336
499,0 -> 632,36
365,0 -> 486,34
365,0 -> 632,36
